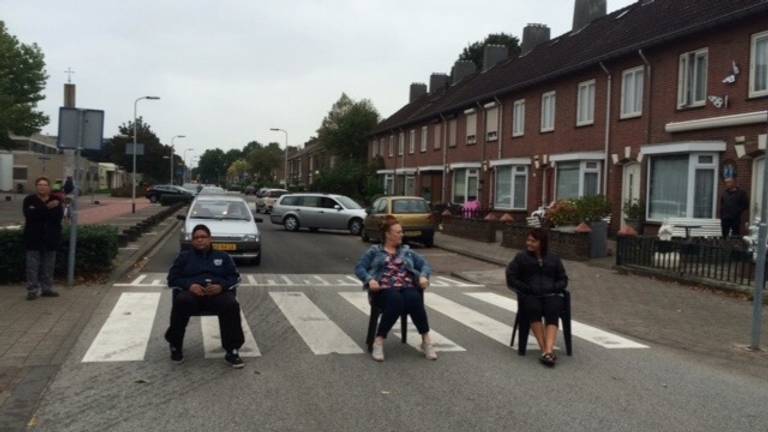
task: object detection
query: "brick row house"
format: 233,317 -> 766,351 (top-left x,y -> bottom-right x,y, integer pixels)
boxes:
286,139 -> 334,188
368,0 -> 768,233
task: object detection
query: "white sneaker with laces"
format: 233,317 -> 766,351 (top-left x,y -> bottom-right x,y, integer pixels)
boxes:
371,342 -> 384,362
421,342 -> 437,360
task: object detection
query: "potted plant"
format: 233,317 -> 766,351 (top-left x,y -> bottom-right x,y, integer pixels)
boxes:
547,200 -> 580,231
622,199 -> 644,232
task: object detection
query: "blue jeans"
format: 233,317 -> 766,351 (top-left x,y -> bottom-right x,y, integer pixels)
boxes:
373,288 -> 429,338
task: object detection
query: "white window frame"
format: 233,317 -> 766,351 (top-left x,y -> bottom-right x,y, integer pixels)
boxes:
434,123 -> 442,150
750,30 -> 768,98
466,111 -> 477,145
645,152 -> 719,222
576,79 -> 596,126
448,119 -> 457,147
485,106 -> 499,142
388,135 -> 394,157
383,174 -> 394,195
512,99 -> 525,137
494,165 -> 528,210
398,132 -> 404,156
452,168 -> 480,204
408,129 -> 416,154
621,66 -> 644,119
404,175 -> 416,196
540,91 -> 556,132
554,160 -> 602,200
420,126 -> 428,152
677,48 -> 709,108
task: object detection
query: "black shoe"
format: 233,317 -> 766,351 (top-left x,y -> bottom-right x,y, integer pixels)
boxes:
170,345 -> 184,364
41,291 -> 60,298
539,352 -> 556,368
26,292 -> 38,301
225,350 -> 244,369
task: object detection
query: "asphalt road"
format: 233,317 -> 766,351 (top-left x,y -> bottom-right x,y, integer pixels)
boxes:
24,201 -> 768,431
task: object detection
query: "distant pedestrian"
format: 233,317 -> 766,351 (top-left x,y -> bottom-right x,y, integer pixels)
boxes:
719,177 -> 748,239
165,224 -> 246,368
506,228 -> 568,368
63,176 -> 74,195
355,215 -> 437,362
23,177 -> 64,300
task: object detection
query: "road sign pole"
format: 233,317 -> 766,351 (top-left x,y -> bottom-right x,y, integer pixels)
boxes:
751,119 -> 768,350
67,110 -> 83,286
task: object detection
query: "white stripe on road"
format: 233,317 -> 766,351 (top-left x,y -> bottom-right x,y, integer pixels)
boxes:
269,292 -> 363,355
200,311 -> 261,358
424,293 -> 514,346
82,293 -> 161,362
465,292 -> 649,349
338,292 -> 465,352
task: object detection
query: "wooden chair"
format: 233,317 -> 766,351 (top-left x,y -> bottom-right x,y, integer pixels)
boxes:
510,290 -> 573,356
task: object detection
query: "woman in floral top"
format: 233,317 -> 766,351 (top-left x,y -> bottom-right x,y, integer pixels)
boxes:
355,215 -> 436,362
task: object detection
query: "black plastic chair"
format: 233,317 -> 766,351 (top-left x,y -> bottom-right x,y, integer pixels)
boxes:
510,290 -> 573,356
170,286 -> 238,317
365,292 -> 408,353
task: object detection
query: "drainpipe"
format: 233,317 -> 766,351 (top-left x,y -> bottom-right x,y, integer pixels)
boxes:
638,49 -> 653,146
398,128 -> 405,195
476,102 -> 489,209
599,61 -> 612,197
440,114 -> 448,205
494,96 -> 504,210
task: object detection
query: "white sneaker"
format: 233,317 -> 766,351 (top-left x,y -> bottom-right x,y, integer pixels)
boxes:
421,342 -> 437,360
372,342 -> 384,362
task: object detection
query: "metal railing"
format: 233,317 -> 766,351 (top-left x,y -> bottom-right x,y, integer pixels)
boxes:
616,236 -> 757,286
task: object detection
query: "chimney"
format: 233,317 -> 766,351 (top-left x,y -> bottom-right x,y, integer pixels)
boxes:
64,83 -> 76,108
429,73 -> 450,93
409,83 -> 427,103
520,24 -> 551,55
482,44 -> 508,72
572,0 -> 607,31
451,60 -> 477,85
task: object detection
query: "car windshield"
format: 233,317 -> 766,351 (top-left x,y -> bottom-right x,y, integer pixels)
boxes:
190,200 -> 251,220
336,196 -> 362,209
392,199 -> 429,214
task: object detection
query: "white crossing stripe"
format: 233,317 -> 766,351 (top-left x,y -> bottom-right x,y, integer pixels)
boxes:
465,293 -> 649,349
82,293 -> 161,362
424,293 -> 515,346
269,292 -> 363,355
200,311 -> 261,358
338,292 -> 465,352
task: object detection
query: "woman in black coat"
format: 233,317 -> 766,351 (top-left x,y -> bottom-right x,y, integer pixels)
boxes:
506,228 -> 568,367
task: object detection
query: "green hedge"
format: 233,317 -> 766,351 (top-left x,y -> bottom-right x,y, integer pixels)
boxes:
159,194 -> 193,206
0,225 -> 119,284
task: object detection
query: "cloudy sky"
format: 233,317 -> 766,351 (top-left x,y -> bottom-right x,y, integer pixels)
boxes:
3,0 -> 635,165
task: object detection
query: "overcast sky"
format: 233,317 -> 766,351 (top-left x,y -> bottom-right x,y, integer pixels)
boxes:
3,0 -> 635,165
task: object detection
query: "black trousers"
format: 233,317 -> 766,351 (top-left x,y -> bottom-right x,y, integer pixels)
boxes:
521,294 -> 564,327
373,288 -> 429,338
721,217 -> 740,239
165,290 -> 245,352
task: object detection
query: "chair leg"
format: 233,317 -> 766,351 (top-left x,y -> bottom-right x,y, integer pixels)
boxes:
400,313 -> 407,344
562,294 -> 573,356
510,314 -> 519,347
518,319 -> 530,356
366,307 -> 380,353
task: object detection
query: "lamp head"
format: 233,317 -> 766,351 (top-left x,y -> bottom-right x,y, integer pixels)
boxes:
146,96 -> 161,100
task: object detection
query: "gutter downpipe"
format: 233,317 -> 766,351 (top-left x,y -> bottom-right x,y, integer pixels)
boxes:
599,61 -> 612,197
398,128 -> 405,195
494,96 -> 504,211
476,102 -> 491,209
439,114 -> 448,205
638,49 -> 653,148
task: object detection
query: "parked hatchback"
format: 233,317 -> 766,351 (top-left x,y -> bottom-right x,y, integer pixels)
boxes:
270,193 -> 366,235
178,195 -> 264,265
145,184 -> 193,203
362,196 -> 434,246
255,188 -> 288,214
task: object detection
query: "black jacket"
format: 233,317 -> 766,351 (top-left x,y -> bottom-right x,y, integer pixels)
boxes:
167,248 -> 241,291
506,251 -> 568,296
23,194 -> 64,251
720,188 -> 748,220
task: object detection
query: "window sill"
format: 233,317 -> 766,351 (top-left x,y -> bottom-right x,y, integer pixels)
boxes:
539,129 -> 555,134
512,133 -> 525,139
619,113 -> 642,120
575,121 -> 594,128
493,207 -> 527,212
675,103 -> 706,111
747,92 -> 768,101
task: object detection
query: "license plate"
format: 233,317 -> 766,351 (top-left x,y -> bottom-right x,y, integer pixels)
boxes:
212,243 -> 237,251
405,231 -> 421,236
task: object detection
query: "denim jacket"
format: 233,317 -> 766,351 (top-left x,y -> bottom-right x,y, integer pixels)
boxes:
354,244 -> 432,290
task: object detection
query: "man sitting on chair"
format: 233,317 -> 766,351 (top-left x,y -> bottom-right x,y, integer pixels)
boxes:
165,224 -> 245,368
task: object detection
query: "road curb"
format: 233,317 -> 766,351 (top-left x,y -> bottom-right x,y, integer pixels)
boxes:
435,242 -> 508,267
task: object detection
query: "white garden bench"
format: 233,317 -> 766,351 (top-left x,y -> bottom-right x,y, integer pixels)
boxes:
658,218 -> 721,239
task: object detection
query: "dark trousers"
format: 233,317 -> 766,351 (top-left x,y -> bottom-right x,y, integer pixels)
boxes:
373,288 -> 429,338
521,294 -> 564,327
25,249 -> 57,294
164,290 -> 245,352
721,218 -> 740,239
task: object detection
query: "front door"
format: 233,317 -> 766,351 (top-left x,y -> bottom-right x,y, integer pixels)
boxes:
752,157 -> 764,222
621,163 -> 641,228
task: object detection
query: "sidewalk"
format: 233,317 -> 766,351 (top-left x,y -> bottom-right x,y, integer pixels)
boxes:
435,231 -> 768,377
0,203 -> 182,431
0,194 -> 153,227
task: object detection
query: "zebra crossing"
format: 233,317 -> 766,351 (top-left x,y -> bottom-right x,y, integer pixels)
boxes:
82,274 -> 648,363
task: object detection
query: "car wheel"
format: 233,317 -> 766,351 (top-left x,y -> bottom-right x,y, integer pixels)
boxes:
252,255 -> 261,266
149,195 -> 158,203
284,215 -> 300,232
349,219 -> 363,236
423,236 -> 434,248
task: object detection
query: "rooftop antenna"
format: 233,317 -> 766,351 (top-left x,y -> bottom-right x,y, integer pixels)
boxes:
65,67 -> 75,83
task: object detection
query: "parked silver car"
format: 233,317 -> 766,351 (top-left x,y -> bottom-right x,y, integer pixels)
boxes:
255,188 -> 288,214
179,195 -> 263,265
270,193 -> 366,235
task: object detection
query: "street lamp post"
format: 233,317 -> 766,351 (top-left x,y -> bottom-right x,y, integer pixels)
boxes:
170,135 -> 186,185
270,128 -> 288,188
183,148 -> 195,183
132,96 -> 160,213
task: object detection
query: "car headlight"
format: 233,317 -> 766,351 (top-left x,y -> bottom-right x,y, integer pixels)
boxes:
242,234 -> 260,242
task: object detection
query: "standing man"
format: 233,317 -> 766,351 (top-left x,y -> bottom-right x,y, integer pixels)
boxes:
23,177 -> 64,300
719,177 -> 749,239
165,224 -> 245,368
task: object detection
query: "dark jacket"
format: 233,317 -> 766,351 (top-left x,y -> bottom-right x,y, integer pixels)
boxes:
720,188 -> 748,220
23,194 -> 64,251
506,251 -> 568,296
167,248 -> 241,291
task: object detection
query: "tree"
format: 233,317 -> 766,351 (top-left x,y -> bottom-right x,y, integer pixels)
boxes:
196,148 -> 227,184
458,33 -> 520,70
0,21 -> 48,150
246,142 -> 283,185
227,159 -> 249,183
316,93 -> 379,161
107,117 -> 169,184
